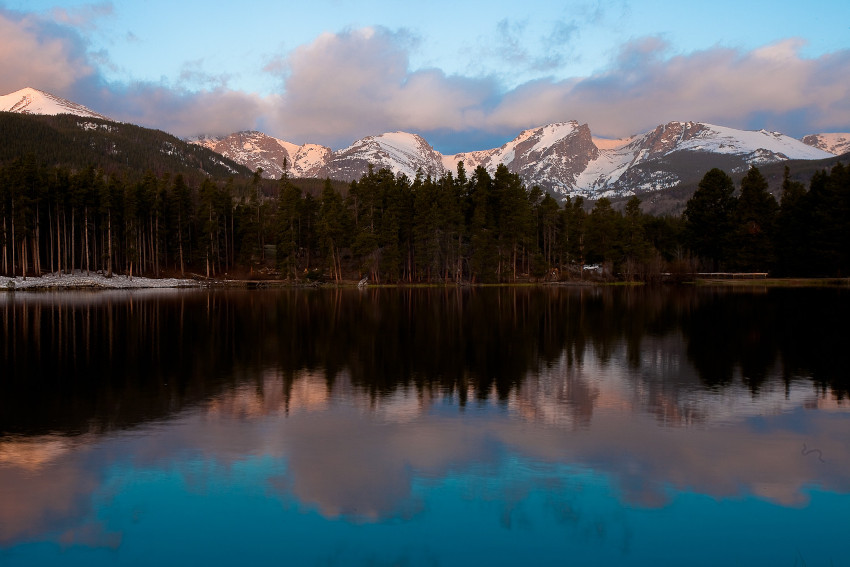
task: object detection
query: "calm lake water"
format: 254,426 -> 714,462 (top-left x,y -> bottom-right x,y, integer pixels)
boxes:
1,286 -> 849,566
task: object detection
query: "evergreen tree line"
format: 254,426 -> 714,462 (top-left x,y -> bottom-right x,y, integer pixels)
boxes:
683,164 -> 850,276
2,155 -> 848,281
0,156 -> 266,279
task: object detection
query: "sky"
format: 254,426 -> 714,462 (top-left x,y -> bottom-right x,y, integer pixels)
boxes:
1,0 -> 849,153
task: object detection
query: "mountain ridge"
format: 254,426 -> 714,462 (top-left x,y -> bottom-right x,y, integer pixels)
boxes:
192,121 -> 840,200
2,87 -> 847,201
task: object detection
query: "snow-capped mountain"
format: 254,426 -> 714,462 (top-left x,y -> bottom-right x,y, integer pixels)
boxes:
570,121 -> 835,197
326,132 -> 446,181
191,131 -> 331,179
0,87 -> 112,121
3,87 -> 839,201
800,133 -> 850,156
450,122 -> 600,194
197,120 -> 833,199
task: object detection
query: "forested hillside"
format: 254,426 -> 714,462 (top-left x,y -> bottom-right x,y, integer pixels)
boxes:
0,112 -> 253,181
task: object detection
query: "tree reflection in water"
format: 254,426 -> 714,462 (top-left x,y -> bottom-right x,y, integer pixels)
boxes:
1,286 -> 847,436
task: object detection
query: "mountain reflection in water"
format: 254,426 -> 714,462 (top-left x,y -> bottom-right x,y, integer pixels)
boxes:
0,287 -> 848,566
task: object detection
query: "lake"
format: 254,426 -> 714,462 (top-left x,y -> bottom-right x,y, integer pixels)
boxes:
1,286 -> 848,566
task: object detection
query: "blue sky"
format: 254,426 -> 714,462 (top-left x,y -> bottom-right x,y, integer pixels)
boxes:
1,0 -> 849,152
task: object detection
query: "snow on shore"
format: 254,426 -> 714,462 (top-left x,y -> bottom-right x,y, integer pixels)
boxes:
1,271 -> 203,290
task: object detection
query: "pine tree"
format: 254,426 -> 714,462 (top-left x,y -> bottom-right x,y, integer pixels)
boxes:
733,167 -> 777,272
622,196 -> 651,280
468,166 -> 497,282
585,197 -> 620,266
683,168 -> 737,271
318,179 -> 350,282
276,171 -> 303,279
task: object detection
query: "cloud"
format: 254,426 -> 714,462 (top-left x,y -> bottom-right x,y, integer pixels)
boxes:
485,37 -> 850,140
177,59 -> 232,91
265,27 -> 502,147
2,6 -> 849,152
262,29 -> 850,148
96,84 -> 275,138
50,2 -> 114,31
0,9 -> 96,94
0,7 -> 272,138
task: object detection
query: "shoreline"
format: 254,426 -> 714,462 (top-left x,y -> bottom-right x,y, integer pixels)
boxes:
3,272 -> 849,291
1,272 -> 205,291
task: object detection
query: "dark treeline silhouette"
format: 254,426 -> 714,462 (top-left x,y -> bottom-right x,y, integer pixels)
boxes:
2,151 -> 848,281
2,287 -> 848,436
684,164 -> 850,275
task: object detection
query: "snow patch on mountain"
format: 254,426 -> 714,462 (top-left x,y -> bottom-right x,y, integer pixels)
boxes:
669,123 -> 832,161
591,136 -> 634,150
190,131 -> 333,179
801,133 -> 850,156
0,87 -> 111,121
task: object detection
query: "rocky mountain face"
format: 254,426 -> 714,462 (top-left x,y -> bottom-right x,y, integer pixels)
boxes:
192,121 -> 838,200
571,121 -> 837,199
801,133 -> 850,156
451,122 -> 600,193
191,131 -> 331,179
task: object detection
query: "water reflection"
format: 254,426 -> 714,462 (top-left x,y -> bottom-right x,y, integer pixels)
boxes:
2,287 -> 848,436
1,287 -> 849,565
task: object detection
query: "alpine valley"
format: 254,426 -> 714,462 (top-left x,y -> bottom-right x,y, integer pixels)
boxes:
3,87 -> 848,206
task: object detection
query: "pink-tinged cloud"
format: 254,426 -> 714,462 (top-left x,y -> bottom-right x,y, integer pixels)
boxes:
0,8 -> 272,139
486,38 -> 850,139
95,84 -> 275,138
266,27 -> 500,147
0,9 -> 95,95
50,2 -> 114,31
1,8 -> 849,150
263,30 -> 850,147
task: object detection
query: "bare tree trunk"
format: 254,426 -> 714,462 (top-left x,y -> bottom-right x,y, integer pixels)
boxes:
154,215 -> 159,277
177,211 -> 184,277
84,207 -> 90,275
56,206 -> 62,275
107,210 -> 113,278
33,209 -> 40,276
21,240 -> 27,280
11,200 -> 15,276
2,216 -> 7,275
71,208 -> 75,274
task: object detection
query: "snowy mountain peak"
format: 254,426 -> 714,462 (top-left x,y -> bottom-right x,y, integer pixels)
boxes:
0,87 -> 111,121
328,131 -> 446,180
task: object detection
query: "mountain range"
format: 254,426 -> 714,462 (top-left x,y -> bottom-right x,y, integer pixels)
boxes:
3,87 -> 849,203
192,120 -> 845,201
